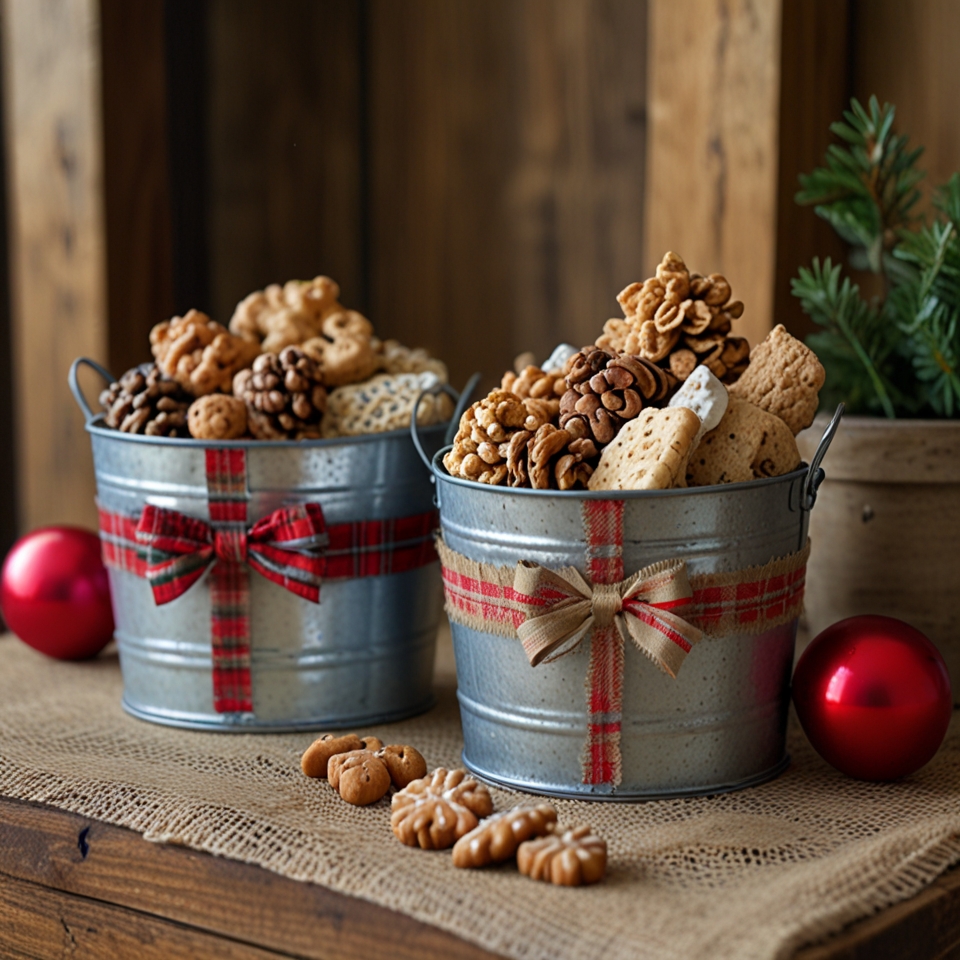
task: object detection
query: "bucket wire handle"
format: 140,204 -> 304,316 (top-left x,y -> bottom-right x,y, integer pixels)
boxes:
445,372 -> 481,446
411,376 -> 473,472
68,357 -> 116,424
803,402 -> 844,510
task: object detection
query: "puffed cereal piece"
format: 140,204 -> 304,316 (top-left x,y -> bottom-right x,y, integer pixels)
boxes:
300,733 -> 365,779
151,310 -> 260,396
187,394 -> 248,440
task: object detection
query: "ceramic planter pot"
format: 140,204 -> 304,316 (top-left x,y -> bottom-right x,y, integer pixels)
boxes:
797,414 -> 960,700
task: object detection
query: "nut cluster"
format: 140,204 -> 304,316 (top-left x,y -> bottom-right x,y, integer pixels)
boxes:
501,364 -> 567,417
98,274 -> 448,442
560,348 -> 672,444
502,422 -> 599,490
596,251 -> 750,384
233,347 -> 327,439
229,276 -> 342,353
99,363 -> 192,437
517,825 -> 607,886
391,768 -> 494,850
150,309 -> 260,396
442,390 -> 555,485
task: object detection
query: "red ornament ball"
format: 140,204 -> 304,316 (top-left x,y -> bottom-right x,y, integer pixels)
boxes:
0,526 -> 114,660
793,615 -> 952,781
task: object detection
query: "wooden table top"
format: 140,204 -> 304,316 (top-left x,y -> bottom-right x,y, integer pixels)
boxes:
1,794 -> 959,960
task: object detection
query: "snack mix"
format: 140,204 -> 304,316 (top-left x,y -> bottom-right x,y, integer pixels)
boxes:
444,252 -> 824,491
99,277 -> 452,441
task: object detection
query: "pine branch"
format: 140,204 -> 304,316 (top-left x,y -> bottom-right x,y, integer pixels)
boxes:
796,96 -> 924,274
892,208 -> 960,415
791,258 -> 897,417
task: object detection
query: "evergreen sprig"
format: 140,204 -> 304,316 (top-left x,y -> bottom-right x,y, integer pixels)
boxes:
791,259 -> 897,417
792,98 -> 960,418
796,96 -> 924,274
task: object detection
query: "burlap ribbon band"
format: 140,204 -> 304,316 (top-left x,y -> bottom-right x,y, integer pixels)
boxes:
437,528 -> 809,787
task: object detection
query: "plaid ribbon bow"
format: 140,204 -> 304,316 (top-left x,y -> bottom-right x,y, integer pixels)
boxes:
513,558 -> 702,676
136,502 -> 327,606
99,448 -> 440,714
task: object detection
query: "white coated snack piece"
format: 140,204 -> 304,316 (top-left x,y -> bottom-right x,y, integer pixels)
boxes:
668,365 -> 728,445
542,343 -> 580,374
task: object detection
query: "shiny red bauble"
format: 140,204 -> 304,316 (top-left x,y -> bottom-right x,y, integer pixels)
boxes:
0,526 -> 114,660
793,615 -> 952,781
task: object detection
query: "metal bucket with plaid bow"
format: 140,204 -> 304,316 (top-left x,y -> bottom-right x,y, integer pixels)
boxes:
99,448 -> 439,713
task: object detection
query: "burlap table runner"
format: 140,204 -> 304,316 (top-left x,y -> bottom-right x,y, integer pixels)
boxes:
2,630 -> 960,960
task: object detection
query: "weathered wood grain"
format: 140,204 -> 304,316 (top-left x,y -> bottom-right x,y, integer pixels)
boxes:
644,0 -> 782,349
0,797 -> 501,960
1,0 -> 107,531
100,0 -> 175,377
797,415 -> 960,696
853,0 -> 960,218
0,872 -> 292,960
3,794 -> 960,960
795,865 -> 960,960
772,0 -> 851,341
206,0 -> 364,324
367,0 -> 647,390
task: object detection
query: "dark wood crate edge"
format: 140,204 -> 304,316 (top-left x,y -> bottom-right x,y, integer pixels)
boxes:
4,795 -> 960,960
0,796 -> 501,960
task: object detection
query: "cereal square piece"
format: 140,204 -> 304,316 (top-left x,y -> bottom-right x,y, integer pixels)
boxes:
686,397 -> 800,486
728,324 -> 825,435
587,407 -> 700,491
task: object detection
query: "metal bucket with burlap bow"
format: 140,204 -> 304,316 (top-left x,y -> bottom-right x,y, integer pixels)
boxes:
419,406 -> 842,798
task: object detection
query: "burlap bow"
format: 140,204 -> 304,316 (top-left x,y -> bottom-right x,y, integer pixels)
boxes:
136,502 -> 328,605
514,558 -> 703,677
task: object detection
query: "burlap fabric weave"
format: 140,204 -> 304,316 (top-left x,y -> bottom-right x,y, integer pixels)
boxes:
2,630 -> 960,960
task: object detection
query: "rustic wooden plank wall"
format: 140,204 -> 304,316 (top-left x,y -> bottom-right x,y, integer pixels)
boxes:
853,0 -> 960,212
1,0 -> 108,533
206,0 -> 364,324
772,0 -> 852,341
100,0 -> 175,378
644,0 -> 784,350
367,0 -> 648,390
4,0 -> 958,535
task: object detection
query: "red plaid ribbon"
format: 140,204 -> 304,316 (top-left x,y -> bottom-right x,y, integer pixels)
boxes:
582,500 -> 626,786
437,500 -> 808,789
99,448 -> 439,714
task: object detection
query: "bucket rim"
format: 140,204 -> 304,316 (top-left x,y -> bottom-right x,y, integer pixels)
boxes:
431,445 -> 809,500
85,415 -> 450,450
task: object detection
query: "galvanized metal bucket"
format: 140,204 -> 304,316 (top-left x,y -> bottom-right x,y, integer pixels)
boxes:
415,404 -> 843,800
70,357 -> 464,731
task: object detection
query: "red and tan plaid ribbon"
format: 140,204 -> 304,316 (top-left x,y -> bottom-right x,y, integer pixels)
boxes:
581,499 -> 627,785
99,448 -> 440,714
437,499 -> 809,788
